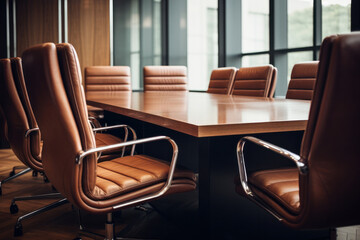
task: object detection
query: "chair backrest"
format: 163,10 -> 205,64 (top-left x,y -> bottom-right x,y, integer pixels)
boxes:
298,33 -> 360,228
143,65 -> 188,91
207,67 -> 236,94
267,66 -> 277,98
22,43 -> 97,207
286,61 -> 319,100
85,66 -> 131,92
0,57 -> 42,172
230,65 -> 275,97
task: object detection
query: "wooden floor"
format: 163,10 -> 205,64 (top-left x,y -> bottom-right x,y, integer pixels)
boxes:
0,148 -> 200,240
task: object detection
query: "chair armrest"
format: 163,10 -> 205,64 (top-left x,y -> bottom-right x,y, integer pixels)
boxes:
76,135 -> 179,210
25,127 -> 40,138
92,124 -> 137,156
236,136 -> 307,196
88,116 -> 101,128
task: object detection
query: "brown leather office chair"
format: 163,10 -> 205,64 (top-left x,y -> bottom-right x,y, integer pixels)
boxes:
235,33 -> 360,229
22,42 -> 197,239
143,65 -> 188,91
85,66 -> 131,92
0,58 -> 43,194
231,65 -> 276,97
286,61 -> 319,100
0,57 -> 68,236
0,57 -> 130,236
85,66 -> 132,121
207,67 -> 236,94
267,66 -> 277,98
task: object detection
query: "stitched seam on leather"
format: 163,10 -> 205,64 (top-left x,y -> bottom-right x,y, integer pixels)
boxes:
252,168 -> 296,175
264,179 -> 298,187
252,185 -> 300,213
109,161 -> 160,178
97,165 -> 145,182
97,168 -> 141,182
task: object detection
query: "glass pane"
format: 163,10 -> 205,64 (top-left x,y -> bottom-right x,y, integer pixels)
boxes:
241,54 -> 269,68
288,0 -> 313,48
113,0 -> 162,90
130,0 -> 140,89
153,0 -> 162,65
322,0 -> 351,39
187,0 -> 218,91
241,0 -> 269,53
287,51 -> 313,83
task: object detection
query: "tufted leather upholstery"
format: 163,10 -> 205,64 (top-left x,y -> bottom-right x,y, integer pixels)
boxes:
143,66 -> 188,91
85,66 -> 131,118
235,33 -> 360,229
207,67 -> 236,94
0,58 -> 43,172
286,61 -> 319,100
249,168 -> 300,215
85,66 -> 131,92
22,43 -> 196,214
267,67 -> 277,98
231,65 -> 277,97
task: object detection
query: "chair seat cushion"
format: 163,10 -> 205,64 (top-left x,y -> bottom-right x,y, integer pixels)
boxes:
93,154 -> 196,200
95,133 -> 124,160
249,168 -> 300,214
95,133 -> 122,147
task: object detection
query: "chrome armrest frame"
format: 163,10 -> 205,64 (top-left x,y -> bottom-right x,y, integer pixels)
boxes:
88,116 -> 101,129
236,136 -> 308,221
76,135 -> 179,210
92,124 -> 137,157
25,127 -> 40,138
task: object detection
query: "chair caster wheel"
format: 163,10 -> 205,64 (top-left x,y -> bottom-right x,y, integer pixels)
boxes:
10,203 -> 19,214
14,222 -> 23,236
32,171 -> 38,177
9,171 -> 15,177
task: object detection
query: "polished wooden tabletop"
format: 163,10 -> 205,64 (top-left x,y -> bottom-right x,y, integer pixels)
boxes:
86,91 -> 310,137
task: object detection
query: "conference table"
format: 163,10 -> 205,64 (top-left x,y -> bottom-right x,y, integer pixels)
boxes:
86,91 -> 326,239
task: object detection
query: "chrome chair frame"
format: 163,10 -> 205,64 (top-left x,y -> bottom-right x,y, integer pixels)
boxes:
236,136 -> 308,221
76,135 -> 179,240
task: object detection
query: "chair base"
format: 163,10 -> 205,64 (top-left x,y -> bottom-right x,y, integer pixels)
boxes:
75,210 -> 156,240
0,167 -> 31,195
10,193 -> 68,236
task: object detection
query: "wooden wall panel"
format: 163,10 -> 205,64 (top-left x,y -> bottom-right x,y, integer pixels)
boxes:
68,0 -> 110,78
16,0 -> 58,57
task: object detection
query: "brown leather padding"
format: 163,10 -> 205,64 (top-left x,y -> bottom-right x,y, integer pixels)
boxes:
207,67 -> 236,95
286,61 -> 319,100
22,43 -> 196,214
231,65 -> 276,97
85,66 -> 131,92
249,168 -> 300,215
267,67 -> 277,98
0,58 -> 43,172
143,66 -> 188,91
236,33 -> 360,229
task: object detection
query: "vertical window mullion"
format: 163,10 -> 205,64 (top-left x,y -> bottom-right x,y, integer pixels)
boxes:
272,0 -> 288,97
313,0 -> 321,60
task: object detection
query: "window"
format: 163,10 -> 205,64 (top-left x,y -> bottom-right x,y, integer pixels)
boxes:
288,0 -> 313,48
242,54 -> 269,68
187,0 -> 218,91
113,0 -> 162,91
241,0 -> 269,53
322,0 -> 351,39
234,0 -> 351,97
